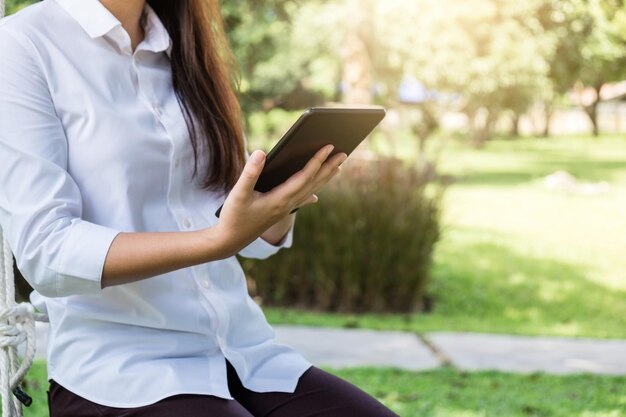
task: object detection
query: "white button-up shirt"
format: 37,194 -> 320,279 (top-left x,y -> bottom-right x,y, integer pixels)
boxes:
0,0 -> 312,407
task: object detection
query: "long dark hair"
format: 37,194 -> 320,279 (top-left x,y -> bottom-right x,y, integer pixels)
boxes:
147,0 -> 245,193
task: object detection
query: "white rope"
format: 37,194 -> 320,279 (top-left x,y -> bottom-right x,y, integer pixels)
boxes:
0,234 -> 35,417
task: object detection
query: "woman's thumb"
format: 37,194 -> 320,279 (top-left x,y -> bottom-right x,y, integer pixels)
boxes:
234,150 -> 265,194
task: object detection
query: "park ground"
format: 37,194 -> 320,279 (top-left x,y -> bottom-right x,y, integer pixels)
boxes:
265,134 -> 626,340
18,134 -> 626,417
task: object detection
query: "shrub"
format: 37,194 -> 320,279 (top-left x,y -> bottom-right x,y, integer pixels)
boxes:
240,152 -> 443,313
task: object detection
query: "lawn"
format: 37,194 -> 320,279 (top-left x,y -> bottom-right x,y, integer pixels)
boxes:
16,361 -> 626,417
262,134 -> 626,339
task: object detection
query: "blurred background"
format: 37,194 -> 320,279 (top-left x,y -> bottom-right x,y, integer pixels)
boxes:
5,0 -> 626,416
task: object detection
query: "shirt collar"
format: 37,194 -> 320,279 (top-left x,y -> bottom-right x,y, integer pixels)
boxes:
141,2 -> 173,57
54,0 -> 172,58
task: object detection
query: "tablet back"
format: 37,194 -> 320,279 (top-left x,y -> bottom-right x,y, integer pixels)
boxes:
257,106 -> 386,193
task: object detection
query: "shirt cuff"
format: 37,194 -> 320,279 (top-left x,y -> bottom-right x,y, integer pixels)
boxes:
55,219 -> 121,296
237,220 -> 294,260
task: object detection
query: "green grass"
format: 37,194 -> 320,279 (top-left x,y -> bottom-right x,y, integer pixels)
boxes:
263,135 -> 626,339
334,366 -> 626,417
14,361 -> 626,417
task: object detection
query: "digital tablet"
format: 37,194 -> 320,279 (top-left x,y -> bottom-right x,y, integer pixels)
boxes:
215,106 -> 386,217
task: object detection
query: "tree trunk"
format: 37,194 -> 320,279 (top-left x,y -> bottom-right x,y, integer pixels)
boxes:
510,113 -> 520,137
584,100 -> 600,137
472,129 -> 489,148
470,109 -> 496,148
413,104 -> 438,152
583,85 -> 602,137
543,102 -> 553,138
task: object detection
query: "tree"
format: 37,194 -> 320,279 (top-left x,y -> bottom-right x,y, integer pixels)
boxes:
576,0 -> 626,136
223,0 -> 338,116
368,0 -> 550,146
535,0 -> 626,137
532,0 -> 590,136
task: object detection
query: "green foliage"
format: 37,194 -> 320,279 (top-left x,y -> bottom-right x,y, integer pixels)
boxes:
223,0 -> 339,114
534,0 -> 626,135
577,0 -> 626,89
536,0 -> 589,97
5,0 -> 36,15
241,155 -> 442,313
370,0 -> 552,143
8,0 -> 626,140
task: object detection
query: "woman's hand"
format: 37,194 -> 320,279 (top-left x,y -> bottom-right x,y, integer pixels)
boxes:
212,144 -> 347,257
99,146 -> 345,289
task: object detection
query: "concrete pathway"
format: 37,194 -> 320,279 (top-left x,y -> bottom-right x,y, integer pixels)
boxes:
427,332 -> 626,376
25,323 -> 626,376
273,325 -> 440,371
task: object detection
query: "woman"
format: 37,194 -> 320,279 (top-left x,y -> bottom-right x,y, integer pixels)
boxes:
0,0 -> 400,416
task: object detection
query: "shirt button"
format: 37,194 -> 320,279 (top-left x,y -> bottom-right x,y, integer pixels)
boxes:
182,217 -> 192,228
174,158 -> 180,168
201,279 -> 210,289
217,335 -> 226,349
153,104 -> 161,116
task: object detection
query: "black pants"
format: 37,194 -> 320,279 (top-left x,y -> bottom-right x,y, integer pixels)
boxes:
47,359 -> 401,416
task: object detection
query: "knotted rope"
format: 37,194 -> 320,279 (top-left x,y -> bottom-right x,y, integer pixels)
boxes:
0,232 -> 38,417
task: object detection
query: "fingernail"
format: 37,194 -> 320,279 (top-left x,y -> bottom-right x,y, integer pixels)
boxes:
250,150 -> 264,163
326,145 -> 334,155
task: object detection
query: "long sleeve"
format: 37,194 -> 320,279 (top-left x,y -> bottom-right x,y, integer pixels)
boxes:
0,27 -> 121,297
236,137 -> 294,260
237,219 -> 295,259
